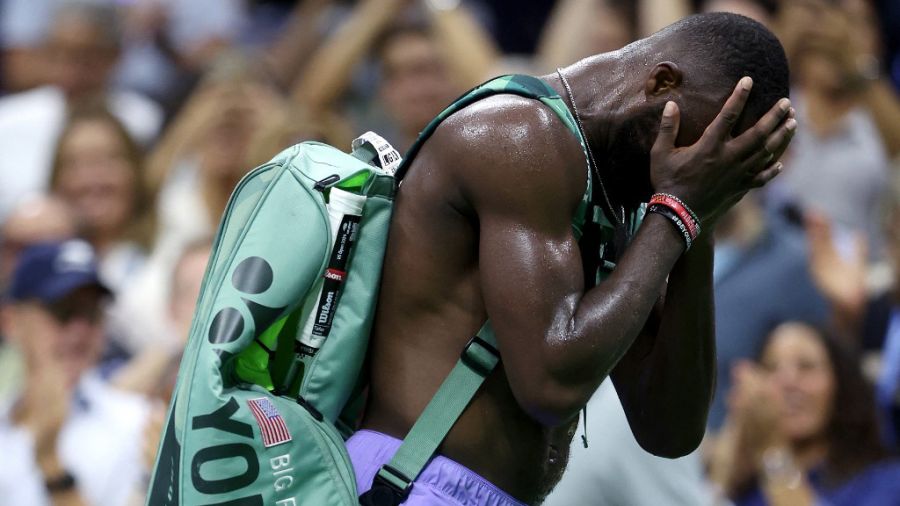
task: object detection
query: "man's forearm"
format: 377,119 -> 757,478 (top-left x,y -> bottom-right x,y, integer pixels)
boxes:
652,235 -> 716,432
608,233 -> 715,456
547,215 -> 687,399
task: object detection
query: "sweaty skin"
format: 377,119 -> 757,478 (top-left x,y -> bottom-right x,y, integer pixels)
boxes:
363,64 -> 794,503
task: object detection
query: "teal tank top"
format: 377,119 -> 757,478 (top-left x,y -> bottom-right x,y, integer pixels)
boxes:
397,74 -> 644,285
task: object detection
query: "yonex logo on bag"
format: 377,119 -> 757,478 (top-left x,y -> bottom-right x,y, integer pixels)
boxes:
189,398 -> 262,504
207,256 -> 286,347
188,256 -> 293,504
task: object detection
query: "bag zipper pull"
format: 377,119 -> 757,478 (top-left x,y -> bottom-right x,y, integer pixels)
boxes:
314,174 -> 340,191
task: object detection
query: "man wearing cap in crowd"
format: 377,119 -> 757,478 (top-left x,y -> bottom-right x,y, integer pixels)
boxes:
0,239 -> 149,506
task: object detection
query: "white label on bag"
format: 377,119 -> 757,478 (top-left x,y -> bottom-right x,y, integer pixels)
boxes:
351,131 -> 402,175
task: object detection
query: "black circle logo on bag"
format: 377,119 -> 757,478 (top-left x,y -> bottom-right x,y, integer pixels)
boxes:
208,257 -> 285,345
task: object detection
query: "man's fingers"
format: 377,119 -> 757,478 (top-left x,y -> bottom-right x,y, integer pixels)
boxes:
703,76 -> 753,142
732,97 -> 792,155
750,162 -> 783,188
746,116 -> 797,172
652,101 -> 680,152
765,117 -> 797,161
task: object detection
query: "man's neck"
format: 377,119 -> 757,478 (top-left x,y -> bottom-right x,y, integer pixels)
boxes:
545,55 -> 636,211
546,56 -> 628,159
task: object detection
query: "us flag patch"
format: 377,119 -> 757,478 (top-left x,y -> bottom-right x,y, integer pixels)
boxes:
247,398 -> 292,447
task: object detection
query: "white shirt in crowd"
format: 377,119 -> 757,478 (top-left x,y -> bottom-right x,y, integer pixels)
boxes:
108,159 -> 211,354
0,85 -> 163,221
0,371 -> 150,506
543,380 -> 713,506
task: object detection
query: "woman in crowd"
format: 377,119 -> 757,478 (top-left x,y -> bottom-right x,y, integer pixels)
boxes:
710,321 -> 900,506
110,54 -> 354,354
49,105 -> 154,294
767,0 -> 900,256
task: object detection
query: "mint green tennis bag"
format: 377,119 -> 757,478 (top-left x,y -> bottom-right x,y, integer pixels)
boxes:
145,124 -> 416,504
146,75 -> 641,506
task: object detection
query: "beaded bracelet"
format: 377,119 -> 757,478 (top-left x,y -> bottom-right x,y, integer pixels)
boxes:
648,203 -> 693,250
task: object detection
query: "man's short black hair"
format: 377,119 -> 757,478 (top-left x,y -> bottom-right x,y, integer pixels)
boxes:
659,12 -> 790,132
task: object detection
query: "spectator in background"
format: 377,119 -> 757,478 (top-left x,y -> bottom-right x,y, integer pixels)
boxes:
143,57 -> 286,270
243,105 -> 353,168
113,0 -> 246,113
49,105 -> 154,295
767,0 -> 900,255
261,0 -> 362,93
709,194 -> 830,428
370,22 -> 466,148
0,196 -> 77,292
113,239 -> 211,402
292,0 -> 496,150
0,196 -> 77,403
534,0 -> 636,72
0,2 -> 163,221
109,59 -> 286,354
709,322 -> 900,506
1,0 -> 244,109
0,240 -> 149,506
113,240 -> 212,505
806,178 -> 900,448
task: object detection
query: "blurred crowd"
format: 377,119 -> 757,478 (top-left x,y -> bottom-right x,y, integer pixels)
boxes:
0,0 -> 897,504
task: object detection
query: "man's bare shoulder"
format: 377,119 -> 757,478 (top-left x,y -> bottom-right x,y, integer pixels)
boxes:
421,94 -> 588,216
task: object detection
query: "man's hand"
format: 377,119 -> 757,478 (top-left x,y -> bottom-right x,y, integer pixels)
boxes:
650,77 -> 796,228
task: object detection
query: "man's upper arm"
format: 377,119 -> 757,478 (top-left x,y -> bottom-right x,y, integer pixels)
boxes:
438,96 -> 591,421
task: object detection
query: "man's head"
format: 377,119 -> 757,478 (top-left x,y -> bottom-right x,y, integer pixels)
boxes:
44,2 -> 122,100
652,12 -> 789,139
604,12 -> 789,202
2,240 -> 111,386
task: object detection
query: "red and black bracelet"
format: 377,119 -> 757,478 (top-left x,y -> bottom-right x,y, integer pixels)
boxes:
648,193 -> 702,250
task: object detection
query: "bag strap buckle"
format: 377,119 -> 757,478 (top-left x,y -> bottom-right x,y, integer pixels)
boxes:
359,464 -> 412,506
460,335 -> 500,377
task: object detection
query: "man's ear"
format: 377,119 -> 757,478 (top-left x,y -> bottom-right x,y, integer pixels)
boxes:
645,62 -> 683,97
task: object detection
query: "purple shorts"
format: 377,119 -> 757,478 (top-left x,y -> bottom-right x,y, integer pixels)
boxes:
346,429 -> 526,506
